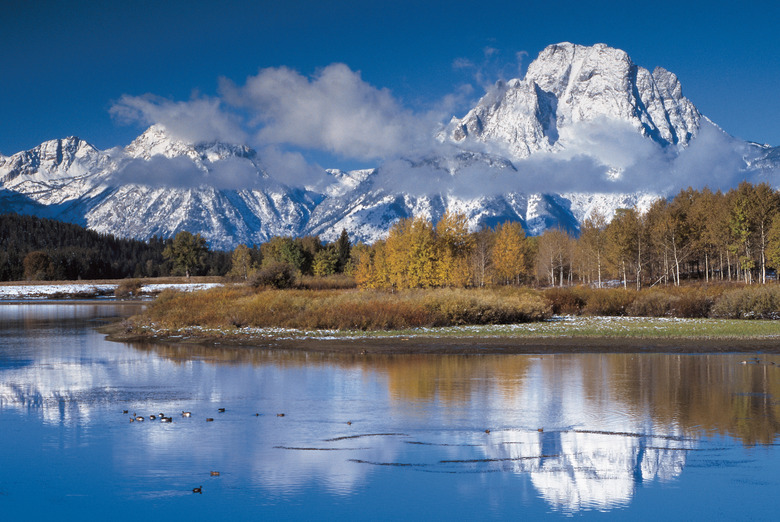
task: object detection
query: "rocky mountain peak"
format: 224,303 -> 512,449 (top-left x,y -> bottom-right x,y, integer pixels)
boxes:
449,42 -> 702,159
124,124 -> 256,163
0,136 -> 105,183
124,124 -> 200,160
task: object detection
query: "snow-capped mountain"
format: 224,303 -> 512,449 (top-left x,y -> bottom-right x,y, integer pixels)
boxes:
448,42 -> 701,159
1,43 -> 778,248
0,126 -> 325,249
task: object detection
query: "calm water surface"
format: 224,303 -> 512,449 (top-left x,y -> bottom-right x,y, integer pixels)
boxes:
1,302 -> 779,520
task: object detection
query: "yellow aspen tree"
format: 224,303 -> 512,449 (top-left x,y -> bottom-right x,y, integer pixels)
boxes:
227,244 -> 254,280
491,221 -> 526,285
469,228 -> 493,287
353,243 -> 374,289
407,216 -> 438,288
578,210 -> 607,287
385,218 -> 413,289
436,210 -> 473,287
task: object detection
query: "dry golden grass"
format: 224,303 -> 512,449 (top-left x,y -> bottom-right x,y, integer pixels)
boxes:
297,274 -> 357,290
138,286 -> 551,330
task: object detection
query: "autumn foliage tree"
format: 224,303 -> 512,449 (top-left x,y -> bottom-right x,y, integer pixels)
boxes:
492,221 -> 528,285
578,210 -> 607,287
354,213 -> 534,289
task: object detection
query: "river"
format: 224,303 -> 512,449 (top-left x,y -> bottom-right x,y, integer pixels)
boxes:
1,301 -> 779,520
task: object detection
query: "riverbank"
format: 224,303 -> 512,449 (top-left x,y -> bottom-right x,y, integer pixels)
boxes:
0,277 -> 222,299
105,315 -> 780,354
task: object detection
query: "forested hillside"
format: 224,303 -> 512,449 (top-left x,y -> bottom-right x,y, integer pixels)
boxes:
0,213 -> 230,281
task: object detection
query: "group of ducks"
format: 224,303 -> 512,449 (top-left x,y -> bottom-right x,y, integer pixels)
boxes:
740,358 -> 778,366
123,410 -> 195,423
122,407 -> 291,494
123,407 -> 289,424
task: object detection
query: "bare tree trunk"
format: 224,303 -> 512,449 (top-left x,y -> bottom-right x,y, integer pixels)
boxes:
727,251 -> 732,282
559,260 -> 564,287
597,251 -> 602,289
622,260 -> 627,290
636,236 -> 642,291
664,247 -> 669,286
761,226 -> 767,284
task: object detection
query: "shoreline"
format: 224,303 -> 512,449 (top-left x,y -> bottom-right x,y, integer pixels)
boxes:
102,319 -> 780,355
0,280 -> 222,300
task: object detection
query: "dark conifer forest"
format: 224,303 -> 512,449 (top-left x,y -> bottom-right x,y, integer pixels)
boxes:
0,213 -> 230,281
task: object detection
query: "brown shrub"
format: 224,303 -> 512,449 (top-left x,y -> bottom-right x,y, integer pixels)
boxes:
581,288 -> 635,316
543,287 -> 587,315
115,279 -> 143,298
250,262 -> 297,289
711,286 -> 780,319
672,289 -> 713,318
626,290 -> 677,317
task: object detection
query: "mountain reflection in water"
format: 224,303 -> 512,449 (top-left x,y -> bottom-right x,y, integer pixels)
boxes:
1,303 -> 779,517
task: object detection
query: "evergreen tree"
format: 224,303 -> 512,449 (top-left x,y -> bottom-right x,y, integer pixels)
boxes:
336,228 -> 351,273
163,231 -> 209,278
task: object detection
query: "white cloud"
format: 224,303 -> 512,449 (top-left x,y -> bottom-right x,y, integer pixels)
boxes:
452,57 -> 474,70
110,94 -> 247,145
109,155 -> 205,188
220,63 -> 433,160
257,146 -> 332,190
108,154 -> 264,190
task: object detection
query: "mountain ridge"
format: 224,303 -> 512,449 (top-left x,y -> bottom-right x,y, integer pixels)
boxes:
1,43 -> 778,249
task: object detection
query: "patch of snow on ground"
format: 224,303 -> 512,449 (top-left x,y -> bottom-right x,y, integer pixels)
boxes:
0,282 -> 221,299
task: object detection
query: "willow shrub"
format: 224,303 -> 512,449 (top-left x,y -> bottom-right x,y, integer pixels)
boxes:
298,274 -> 357,290
581,288 -> 636,316
543,287 -> 588,315
711,286 -> 780,319
115,279 -> 143,298
626,287 -> 714,318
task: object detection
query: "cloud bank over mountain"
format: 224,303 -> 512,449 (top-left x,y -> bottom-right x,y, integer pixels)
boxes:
107,43 -> 775,199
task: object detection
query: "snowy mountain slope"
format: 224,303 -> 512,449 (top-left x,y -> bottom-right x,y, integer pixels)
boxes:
0,137 -> 113,206
747,143 -> 780,170
304,152 -> 654,242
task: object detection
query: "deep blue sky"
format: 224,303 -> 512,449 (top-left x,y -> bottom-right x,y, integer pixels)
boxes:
2,0 -> 778,158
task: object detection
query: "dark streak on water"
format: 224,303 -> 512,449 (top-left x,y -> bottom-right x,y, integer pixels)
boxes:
405,441 -> 484,447
323,433 -> 408,442
348,459 -> 424,467
440,454 -> 560,464
572,429 -> 693,441
274,446 -> 369,451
